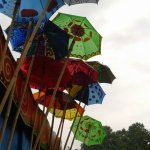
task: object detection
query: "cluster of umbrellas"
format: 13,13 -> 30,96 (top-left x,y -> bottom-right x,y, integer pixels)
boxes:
0,0 -> 116,150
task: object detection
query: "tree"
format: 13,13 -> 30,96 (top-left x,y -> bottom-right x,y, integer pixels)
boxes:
81,123 -> 150,150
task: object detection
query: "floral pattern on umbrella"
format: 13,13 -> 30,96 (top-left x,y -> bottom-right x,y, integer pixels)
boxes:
72,115 -> 106,146
52,12 -> 102,60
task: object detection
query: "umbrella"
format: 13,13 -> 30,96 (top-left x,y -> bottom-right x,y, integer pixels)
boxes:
0,0 -> 64,23
87,61 -> 116,84
52,12 -> 102,60
72,115 -> 106,146
64,0 -> 99,6
74,82 -> 105,105
20,56 -> 98,89
6,20 -> 69,59
33,90 -> 84,120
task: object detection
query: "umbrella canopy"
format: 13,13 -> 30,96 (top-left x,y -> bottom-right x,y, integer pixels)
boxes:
72,115 -> 106,146
6,20 -> 69,59
52,12 -> 102,60
20,56 -> 98,89
74,82 -> 105,105
33,90 -> 84,120
64,0 -> 99,6
87,61 -> 116,84
0,0 -> 64,23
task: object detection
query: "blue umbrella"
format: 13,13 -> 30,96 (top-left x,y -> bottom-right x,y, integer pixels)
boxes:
75,82 -> 106,105
6,20 -> 69,59
0,0 -> 64,23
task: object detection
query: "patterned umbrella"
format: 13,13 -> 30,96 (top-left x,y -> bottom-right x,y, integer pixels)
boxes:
74,82 -> 105,105
52,12 -> 102,60
64,0 -> 99,6
72,115 -> 106,146
6,20 -> 69,59
33,90 -> 84,120
0,0 -> 64,23
87,61 -> 116,84
20,56 -> 98,89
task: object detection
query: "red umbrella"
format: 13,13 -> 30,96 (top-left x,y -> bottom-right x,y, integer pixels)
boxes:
20,56 -> 98,89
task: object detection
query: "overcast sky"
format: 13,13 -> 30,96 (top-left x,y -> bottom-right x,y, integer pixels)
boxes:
1,0 -> 150,149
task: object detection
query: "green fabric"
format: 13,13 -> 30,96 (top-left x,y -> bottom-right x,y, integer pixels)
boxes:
52,13 -> 102,60
72,115 -> 106,146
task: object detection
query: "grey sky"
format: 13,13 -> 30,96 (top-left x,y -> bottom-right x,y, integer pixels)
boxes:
0,0 -> 150,149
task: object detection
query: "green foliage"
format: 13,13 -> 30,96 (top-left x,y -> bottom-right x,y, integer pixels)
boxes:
82,122 -> 150,150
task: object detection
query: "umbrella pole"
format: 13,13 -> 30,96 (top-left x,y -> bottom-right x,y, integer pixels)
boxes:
0,0 -> 52,114
0,21 -> 32,115
63,87 -> 86,150
48,96 -> 57,150
0,20 -> 32,143
29,88 -> 42,150
53,101 -> 68,150
69,104 -> 86,150
57,111 -> 66,150
32,59 -> 69,150
0,0 -> 20,72
6,55 -> 35,150
63,101 -> 82,150
38,88 -> 48,150
32,17 -> 86,150
0,82 -> 16,143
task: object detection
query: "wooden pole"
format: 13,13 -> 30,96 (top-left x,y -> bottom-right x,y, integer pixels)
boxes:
0,21 -> 32,114
0,0 -> 20,72
6,55 -> 35,150
0,82 -> 16,142
32,59 -> 68,150
53,101 -> 68,150
48,96 -> 57,150
0,0 -> 52,114
63,87 -> 86,150
30,88 -> 42,150
32,17 -> 86,150
69,104 -> 86,150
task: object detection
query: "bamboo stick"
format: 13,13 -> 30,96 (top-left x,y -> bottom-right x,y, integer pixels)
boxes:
48,96 -> 57,150
53,101 -> 68,150
0,0 -> 20,72
33,17 -> 86,150
63,87 -> 86,150
0,0 -> 51,114
0,82 -> 16,143
69,104 -> 86,150
30,88 -> 42,150
6,55 -> 35,150
0,21 -> 32,114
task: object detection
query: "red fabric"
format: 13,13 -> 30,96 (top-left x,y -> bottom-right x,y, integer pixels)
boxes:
21,56 -> 98,90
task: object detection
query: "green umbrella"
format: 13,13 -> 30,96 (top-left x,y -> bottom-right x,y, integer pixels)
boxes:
71,115 -> 106,146
87,61 -> 116,84
52,12 -> 102,60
